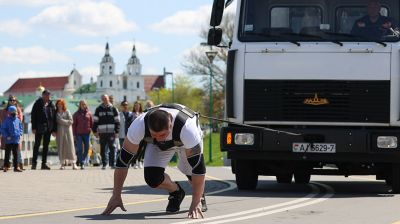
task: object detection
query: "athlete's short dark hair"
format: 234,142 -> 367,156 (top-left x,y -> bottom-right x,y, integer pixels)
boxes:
147,109 -> 171,132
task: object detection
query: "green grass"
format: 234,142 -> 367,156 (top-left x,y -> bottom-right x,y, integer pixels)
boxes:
203,133 -> 225,166
169,132 -> 226,166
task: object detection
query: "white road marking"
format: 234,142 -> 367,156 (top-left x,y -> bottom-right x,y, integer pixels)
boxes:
173,182 -> 334,224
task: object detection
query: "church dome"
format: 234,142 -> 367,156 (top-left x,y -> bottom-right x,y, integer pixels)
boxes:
37,83 -> 45,92
127,44 -> 140,65
101,42 -> 114,63
128,55 -> 140,65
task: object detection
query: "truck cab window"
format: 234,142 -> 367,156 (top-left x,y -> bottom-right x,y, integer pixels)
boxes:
239,0 -> 398,42
336,6 -> 390,38
271,7 -> 322,33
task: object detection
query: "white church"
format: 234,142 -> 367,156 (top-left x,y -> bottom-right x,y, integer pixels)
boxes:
95,42 -> 146,102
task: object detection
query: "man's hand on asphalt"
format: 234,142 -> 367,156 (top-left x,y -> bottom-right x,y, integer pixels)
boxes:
101,194 -> 127,215
188,201 -> 204,219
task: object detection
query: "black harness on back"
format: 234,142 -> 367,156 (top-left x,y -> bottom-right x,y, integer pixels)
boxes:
129,104 -> 198,166
117,104 -> 206,175
142,103 -> 198,151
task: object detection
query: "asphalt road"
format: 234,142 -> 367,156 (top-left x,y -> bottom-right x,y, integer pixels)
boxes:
1,166 -> 400,224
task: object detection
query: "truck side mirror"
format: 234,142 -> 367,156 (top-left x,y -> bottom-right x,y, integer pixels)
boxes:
210,0 -> 225,27
207,28 -> 223,46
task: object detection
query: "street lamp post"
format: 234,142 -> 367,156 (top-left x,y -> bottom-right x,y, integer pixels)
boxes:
163,67 -> 174,103
205,49 -> 218,163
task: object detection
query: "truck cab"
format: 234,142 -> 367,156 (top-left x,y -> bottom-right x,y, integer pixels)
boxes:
210,0 -> 400,192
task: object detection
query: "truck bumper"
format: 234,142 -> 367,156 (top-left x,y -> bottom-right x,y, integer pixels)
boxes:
221,126 -> 400,163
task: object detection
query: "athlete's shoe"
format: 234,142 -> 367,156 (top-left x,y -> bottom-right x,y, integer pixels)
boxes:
201,194 -> 208,212
166,182 -> 185,213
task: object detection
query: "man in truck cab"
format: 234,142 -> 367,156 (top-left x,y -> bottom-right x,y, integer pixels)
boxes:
351,0 -> 397,39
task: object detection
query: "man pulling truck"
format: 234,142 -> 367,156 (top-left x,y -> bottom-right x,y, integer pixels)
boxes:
102,103 -> 207,219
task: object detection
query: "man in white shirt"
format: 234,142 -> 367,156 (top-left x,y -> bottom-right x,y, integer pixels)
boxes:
102,104 -> 206,219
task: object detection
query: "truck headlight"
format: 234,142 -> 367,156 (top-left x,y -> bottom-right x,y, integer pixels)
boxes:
234,133 -> 254,145
377,136 -> 397,149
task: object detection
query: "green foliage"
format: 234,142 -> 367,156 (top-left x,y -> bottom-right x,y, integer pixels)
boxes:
203,132 -> 224,166
148,75 -> 205,113
169,132 -> 225,167
74,83 -> 96,94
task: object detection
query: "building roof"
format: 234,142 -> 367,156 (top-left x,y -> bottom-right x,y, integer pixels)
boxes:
0,95 -> 38,109
143,75 -> 165,92
5,76 -> 69,94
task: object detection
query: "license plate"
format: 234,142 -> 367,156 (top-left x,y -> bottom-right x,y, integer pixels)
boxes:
292,143 -> 336,153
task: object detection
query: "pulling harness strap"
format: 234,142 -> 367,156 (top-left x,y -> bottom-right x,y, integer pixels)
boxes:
142,103 -> 197,151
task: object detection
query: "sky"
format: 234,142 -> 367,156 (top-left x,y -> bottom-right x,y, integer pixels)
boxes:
0,0 -> 234,93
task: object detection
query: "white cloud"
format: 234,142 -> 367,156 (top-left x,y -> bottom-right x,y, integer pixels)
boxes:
16,70 -> 67,78
79,66 -> 98,77
0,0 -> 67,7
72,41 -> 159,55
29,1 -> 138,36
114,41 -> 159,55
71,44 -> 104,55
0,20 -> 30,37
0,46 -> 71,64
150,5 -> 211,35
143,67 -> 161,75
79,66 -> 98,83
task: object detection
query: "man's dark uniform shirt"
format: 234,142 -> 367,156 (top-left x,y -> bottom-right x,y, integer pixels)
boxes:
351,15 -> 395,39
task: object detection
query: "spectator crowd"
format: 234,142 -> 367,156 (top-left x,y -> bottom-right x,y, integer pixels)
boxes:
1,90 -> 151,172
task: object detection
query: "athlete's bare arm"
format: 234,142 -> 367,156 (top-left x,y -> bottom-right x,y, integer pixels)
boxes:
102,139 -> 139,215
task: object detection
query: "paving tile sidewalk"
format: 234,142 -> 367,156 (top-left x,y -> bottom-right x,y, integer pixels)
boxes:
0,166 -> 198,217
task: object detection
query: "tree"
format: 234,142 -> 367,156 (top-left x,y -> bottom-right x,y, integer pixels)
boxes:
148,75 -> 205,114
181,12 -> 234,119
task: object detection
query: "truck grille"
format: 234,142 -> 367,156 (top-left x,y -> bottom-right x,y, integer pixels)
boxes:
244,80 -> 390,123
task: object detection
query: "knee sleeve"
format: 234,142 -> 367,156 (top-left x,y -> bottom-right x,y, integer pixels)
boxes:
116,147 -> 135,168
144,167 -> 165,188
187,154 -> 206,175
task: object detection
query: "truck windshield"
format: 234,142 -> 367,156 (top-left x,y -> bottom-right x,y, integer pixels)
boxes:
239,0 -> 400,42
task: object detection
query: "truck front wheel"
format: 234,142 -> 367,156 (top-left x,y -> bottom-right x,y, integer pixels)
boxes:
276,173 -> 293,183
235,159 -> 258,190
294,172 -> 311,184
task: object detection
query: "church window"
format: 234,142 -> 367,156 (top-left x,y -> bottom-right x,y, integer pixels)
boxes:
136,82 -> 140,88
124,96 -> 127,101
100,80 -> 103,87
110,81 -> 113,87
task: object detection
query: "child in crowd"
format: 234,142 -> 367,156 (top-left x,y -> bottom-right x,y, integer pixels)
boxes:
1,106 -> 23,172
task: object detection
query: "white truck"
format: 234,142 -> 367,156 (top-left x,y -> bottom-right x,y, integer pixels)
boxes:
208,0 -> 400,192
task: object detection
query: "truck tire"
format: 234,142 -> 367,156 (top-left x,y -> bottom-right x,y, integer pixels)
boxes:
391,164 -> 400,193
276,173 -> 293,183
235,159 -> 258,190
294,172 -> 311,184
386,177 -> 392,185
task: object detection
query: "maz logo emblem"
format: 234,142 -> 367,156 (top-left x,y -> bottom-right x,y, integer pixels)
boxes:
303,93 -> 329,106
